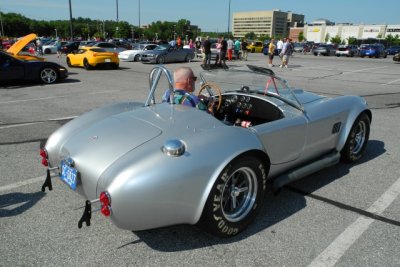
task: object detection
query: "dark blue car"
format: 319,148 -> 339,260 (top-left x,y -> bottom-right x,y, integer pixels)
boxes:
359,44 -> 387,58
386,46 -> 400,55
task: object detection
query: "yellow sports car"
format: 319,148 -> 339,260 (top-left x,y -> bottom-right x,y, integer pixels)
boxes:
247,41 -> 264,53
66,47 -> 119,70
7,33 -> 45,61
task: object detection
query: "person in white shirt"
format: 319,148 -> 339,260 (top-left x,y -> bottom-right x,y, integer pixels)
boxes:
277,38 -> 284,55
227,38 -> 234,61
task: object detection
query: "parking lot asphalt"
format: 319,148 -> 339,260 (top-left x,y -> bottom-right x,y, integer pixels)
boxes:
1,52 -> 400,266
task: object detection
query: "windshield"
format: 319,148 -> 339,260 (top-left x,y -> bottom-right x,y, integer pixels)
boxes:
199,66 -> 302,108
154,44 -> 169,51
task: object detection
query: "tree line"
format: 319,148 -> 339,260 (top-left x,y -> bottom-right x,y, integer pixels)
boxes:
0,12 -> 202,41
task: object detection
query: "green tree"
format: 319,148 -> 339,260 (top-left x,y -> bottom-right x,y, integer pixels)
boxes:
347,37 -> 358,45
330,35 -> 342,45
325,33 -> 330,43
298,31 -> 304,42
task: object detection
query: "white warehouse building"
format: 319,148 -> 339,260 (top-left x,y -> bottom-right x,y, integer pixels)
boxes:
301,19 -> 400,43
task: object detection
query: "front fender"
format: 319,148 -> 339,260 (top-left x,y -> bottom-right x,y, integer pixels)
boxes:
335,96 -> 371,152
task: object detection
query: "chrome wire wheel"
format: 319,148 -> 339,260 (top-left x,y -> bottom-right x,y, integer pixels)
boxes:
40,68 -> 57,84
221,167 -> 258,222
350,120 -> 367,155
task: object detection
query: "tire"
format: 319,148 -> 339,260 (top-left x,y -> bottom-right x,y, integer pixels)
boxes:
66,57 -> 72,67
112,63 -> 119,69
83,58 -> 92,70
134,54 -> 140,62
156,55 -> 165,64
341,113 -> 370,163
40,67 -> 58,84
184,54 -> 191,62
198,155 -> 267,237
44,48 -> 51,54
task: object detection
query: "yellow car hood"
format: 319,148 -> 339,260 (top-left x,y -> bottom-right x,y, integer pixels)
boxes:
7,33 -> 37,55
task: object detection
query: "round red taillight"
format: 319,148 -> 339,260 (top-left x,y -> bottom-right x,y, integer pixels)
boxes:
40,148 -> 47,158
99,191 -> 111,206
101,205 -> 111,217
41,158 -> 48,167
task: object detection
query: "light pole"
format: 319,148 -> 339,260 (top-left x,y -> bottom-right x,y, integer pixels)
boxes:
227,0 -> 231,36
55,29 -> 58,39
138,0 -> 141,29
68,0 -> 73,40
116,0 -> 119,22
0,9 -> 4,37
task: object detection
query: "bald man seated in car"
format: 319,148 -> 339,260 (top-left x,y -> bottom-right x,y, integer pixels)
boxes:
162,66 -> 207,110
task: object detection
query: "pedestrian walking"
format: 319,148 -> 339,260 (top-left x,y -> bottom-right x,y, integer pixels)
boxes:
277,38 -> 284,55
202,36 -> 212,69
234,39 -> 241,59
280,38 -> 292,68
268,38 -> 276,68
227,37 -> 234,61
219,36 -> 227,68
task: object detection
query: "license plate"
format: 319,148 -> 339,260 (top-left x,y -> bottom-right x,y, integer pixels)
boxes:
60,160 -> 78,190
105,58 -> 111,62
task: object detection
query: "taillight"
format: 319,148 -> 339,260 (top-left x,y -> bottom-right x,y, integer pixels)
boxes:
40,148 -> 48,167
40,148 -> 47,158
101,205 -> 111,217
99,191 -> 112,217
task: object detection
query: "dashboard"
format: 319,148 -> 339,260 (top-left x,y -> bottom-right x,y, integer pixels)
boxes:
213,93 -> 283,127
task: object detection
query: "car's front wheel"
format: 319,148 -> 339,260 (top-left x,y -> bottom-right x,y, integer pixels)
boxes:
156,55 -> 165,64
134,54 -> 140,62
341,113 -> 370,162
184,54 -> 191,62
40,67 -> 58,84
198,155 -> 267,237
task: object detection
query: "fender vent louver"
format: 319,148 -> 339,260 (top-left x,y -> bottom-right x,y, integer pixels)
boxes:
332,122 -> 342,134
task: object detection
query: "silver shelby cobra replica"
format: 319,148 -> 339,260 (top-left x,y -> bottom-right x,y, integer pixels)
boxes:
40,65 -> 371,237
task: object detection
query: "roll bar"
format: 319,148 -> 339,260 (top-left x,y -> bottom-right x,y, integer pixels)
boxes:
145,65 -> 175,106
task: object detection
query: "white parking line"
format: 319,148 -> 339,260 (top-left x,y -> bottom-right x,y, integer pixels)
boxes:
308,177 -> 400,267
0,116 -> 77,129
0,176 -> 44,193
341,66 -> 388,74
0,90 -> 120,104
381,78 -> 400,85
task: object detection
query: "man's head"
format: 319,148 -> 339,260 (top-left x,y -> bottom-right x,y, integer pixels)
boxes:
174,67 -> 197,93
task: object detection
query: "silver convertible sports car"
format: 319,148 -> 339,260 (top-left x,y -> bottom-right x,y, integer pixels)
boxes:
140,44 -> 195,64
40,65 -> 371,238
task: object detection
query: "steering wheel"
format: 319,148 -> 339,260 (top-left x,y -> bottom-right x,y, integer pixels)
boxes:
198,82 -> 222,112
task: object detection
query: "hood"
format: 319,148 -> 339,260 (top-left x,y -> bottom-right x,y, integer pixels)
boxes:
7,33 -> 37,55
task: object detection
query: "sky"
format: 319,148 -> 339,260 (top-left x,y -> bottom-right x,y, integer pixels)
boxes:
1,0 -> 399,32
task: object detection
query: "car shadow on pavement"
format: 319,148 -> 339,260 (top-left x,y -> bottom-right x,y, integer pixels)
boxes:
123,140 -> 385,251
0,191 -> 45,218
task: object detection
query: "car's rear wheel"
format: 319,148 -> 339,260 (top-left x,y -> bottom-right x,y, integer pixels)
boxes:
83,58 -> 92,70
156,55 -> 165,64
40,67 -> 58,84
44,48 -> 51,54
66,57 -> 72,67
112,63 -> 119,69
198,155 -> 267,237
341,113 -> 370,163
